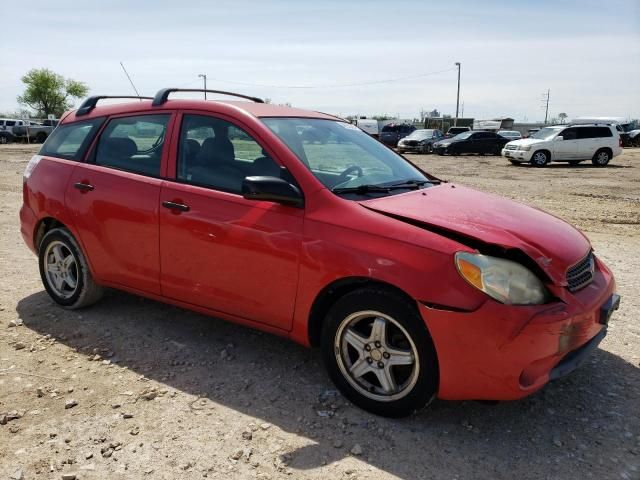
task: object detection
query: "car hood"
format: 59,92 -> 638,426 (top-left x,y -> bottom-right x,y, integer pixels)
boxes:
359,184 -> 590,285
508,138 -> 545,147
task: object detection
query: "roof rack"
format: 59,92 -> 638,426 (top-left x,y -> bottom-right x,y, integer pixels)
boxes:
565,122 -> 615,127
152,88 -> 264,107
76,96 -> 153,116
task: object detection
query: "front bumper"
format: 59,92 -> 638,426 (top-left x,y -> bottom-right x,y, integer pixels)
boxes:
421,259 -> 617,401
502,148 -> 533,161
398,144 -> 425,153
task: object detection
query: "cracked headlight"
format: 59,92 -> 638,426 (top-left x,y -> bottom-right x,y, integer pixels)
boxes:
455,252 -> 549,305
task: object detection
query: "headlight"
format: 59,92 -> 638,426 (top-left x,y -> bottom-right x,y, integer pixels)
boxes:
518,145 -> 531,151
455,252 -> 548,305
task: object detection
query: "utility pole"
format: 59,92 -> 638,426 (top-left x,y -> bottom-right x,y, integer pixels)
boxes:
460,101 -> 464,118
541,89 -> 550,124
454,62 -> 461,126
198,74 -> 207,99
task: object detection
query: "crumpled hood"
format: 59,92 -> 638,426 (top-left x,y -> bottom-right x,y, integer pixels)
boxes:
360,184 -> 591,285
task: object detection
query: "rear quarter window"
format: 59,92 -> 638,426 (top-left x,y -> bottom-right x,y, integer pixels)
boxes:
39,118 -> 105,161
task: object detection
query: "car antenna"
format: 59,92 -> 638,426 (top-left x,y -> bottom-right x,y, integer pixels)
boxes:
120,61 -> 143,100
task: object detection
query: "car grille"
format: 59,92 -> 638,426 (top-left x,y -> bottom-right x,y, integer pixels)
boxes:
505,144 -> 518,150
566,251 -> 595,292
405,140 -> 418,146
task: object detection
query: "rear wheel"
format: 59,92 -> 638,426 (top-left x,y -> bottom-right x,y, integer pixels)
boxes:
321,287 -> 438,417
39,228 -> 104,309
592,148 -> 611,166
531,150 -> 549,167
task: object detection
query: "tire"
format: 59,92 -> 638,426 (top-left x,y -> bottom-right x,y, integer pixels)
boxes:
35,132 -> 47,143
530,150 -> 549,167
592,148 -> 611,166
321,287 -> 438,417
38,228 -> 104,309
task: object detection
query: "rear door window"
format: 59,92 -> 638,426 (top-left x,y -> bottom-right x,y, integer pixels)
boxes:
94,114 -> 169,177
39,118 -> 105,161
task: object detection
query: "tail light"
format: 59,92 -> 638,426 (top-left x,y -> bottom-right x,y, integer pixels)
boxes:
619,138 -> 623,147
24,155 -> 43,182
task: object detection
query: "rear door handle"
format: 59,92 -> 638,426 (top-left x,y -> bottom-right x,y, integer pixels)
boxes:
162,201 -> 190,212
74,182 -> 94,192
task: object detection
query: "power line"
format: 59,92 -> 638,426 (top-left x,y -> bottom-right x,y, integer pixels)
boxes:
198,66 -> 458,90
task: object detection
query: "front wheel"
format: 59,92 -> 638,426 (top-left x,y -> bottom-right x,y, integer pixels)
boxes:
321,288 -> 438,417
530,150 -> 549,167
39,228 -> 104,309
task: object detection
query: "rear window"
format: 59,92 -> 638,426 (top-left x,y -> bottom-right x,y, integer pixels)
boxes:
381,125 -> 398,132
39,118 -> 104,161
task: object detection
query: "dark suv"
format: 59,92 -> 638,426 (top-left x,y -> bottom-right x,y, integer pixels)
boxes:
379,123 -> 416,147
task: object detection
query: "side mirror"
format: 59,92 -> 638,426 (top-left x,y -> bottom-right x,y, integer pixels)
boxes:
242,176 -> 304,208
555,136 -> 564,141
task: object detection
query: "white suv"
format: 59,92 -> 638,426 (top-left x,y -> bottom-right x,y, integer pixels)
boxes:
502,124 -> 622,167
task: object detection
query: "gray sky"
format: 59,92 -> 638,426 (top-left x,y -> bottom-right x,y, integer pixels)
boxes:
2,0 -> 639,121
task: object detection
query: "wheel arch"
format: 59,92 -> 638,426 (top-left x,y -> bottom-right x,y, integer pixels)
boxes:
307,276 -> 419,347
34,217 -> 69,253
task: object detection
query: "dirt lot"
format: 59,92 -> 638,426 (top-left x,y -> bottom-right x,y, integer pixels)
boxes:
1,144 -> 639,480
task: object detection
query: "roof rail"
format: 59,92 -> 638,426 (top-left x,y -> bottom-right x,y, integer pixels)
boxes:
565,122 -> 615,127
76,96 -> 153,116
151,88 -> 264,106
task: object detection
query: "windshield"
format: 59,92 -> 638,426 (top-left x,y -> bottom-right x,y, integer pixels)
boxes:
262,118 -> 431,194
405,129 -> 433,140
499,131 -> 519,137
530,127 -> 563,140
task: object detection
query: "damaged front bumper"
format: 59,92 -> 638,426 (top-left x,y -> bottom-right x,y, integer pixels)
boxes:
421,258 -> 618,401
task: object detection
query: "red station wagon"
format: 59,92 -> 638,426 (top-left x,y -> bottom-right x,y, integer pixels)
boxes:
20,89 -> 620,417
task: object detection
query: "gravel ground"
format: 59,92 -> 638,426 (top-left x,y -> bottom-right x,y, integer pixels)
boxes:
1,144 -> 639,480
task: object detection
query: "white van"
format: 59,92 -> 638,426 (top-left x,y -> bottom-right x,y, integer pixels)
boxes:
502,123 -> 622,167
354,119 -> 379,137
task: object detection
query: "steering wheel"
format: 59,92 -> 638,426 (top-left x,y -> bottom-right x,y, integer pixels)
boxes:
337,165 -> 363,184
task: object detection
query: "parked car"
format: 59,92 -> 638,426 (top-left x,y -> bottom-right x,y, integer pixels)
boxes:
444,126 -> 470,138
433,130 -> 509,155
21,90 -> 619,417
379,123 -> 416,147
0,130 -> 14,144
0,118 -> 29,134
502,124 -> 623,167
12,123 -> 54,143
397,129 -> 443,154
628,129 -> 640,147
498,130 -> 522,141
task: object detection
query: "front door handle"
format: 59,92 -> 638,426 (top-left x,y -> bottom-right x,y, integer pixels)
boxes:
74,182 -> 94,192
162,200 -> 190,212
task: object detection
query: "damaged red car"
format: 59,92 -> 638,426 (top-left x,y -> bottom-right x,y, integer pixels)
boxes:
20,89 -> 620,417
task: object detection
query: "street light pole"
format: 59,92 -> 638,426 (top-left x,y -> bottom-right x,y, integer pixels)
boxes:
454,62 -> 461,126
198,74 -> 207,100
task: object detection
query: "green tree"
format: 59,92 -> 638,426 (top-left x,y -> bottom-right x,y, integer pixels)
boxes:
558,112 -> 568,124
17,68 -> 89,117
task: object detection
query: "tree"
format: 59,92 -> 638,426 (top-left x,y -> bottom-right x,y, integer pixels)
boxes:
558,112 -> 568,124
17,68 -> 89,117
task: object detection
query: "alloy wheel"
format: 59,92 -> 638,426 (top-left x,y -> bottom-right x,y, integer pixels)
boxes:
43,240 -> 78,299
334,310 -> 420,402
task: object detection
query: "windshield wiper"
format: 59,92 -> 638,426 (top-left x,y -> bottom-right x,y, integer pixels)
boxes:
332,184 -> 391,194
387,178 -> 441,187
